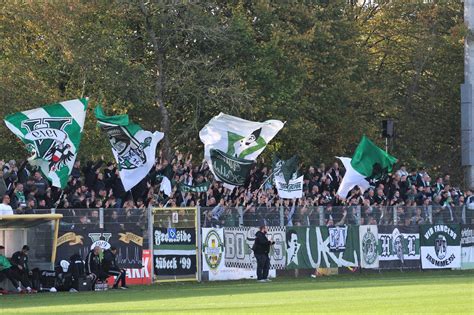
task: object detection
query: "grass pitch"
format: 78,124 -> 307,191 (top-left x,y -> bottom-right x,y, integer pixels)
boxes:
0,270 -> 473,314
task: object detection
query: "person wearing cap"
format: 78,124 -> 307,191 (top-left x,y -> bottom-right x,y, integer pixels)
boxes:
102,246 -> 128,289
0,245 -> 33,293
11,245 -> 33,290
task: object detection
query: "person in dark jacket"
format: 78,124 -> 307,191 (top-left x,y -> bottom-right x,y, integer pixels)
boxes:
253,225 -> 274,282
11,245 -> 33,290
85,246 -> 108,288
103,246 -> 128,289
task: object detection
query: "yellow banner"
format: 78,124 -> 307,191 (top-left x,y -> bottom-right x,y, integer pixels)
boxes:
118,232 -> 143,246
57,232 -> 83,247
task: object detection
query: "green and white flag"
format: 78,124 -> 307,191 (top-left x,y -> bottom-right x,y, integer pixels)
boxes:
95,106 -> 163,191
337,136 -> 397,198
273,156 -> 303,199
4,98 -> 88,188
199,113 -> 284,186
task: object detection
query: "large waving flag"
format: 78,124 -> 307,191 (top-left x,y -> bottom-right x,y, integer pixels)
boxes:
199,113 -> 284,186
95,106 -> 163,191
337,136 -> 397,198
4,99 -> 88,188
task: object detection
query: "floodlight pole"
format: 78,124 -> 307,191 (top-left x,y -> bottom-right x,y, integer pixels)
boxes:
462,0 -> 474,189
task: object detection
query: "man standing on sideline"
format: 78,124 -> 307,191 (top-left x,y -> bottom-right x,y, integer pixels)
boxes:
253,225 -> 275,282
102,246 -> 128,290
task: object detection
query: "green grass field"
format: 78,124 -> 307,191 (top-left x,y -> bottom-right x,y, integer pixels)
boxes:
1,271 -> 473,314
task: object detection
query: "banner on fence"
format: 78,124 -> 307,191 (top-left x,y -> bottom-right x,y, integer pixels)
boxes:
461,224 -> 474,270
153,227 -> 197,276
107,249 -> 152,286
377,225 -> 420,269
359,225 -> 379,269
56,228 -> 143,268
224,227 -> 286,270
202,228 -> 275,280
420,224 -> 461,269
285,225 -> 359,269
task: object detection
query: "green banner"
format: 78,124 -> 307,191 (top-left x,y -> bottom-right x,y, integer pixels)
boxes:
420,224 -> 461,269
286,226 -> 359,269
210,149 -> 254,186
179,182 -> 211,193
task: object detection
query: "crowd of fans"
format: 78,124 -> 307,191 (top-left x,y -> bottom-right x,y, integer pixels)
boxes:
0,151 -> 472,228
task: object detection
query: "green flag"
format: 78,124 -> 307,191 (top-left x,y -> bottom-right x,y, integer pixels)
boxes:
273,155 -> 298,184
4,99 -> 88,188
351,136 -> 397,179
337,136 -> 397,198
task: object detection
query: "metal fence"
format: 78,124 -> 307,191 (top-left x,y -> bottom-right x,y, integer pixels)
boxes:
199,205 -> 470,228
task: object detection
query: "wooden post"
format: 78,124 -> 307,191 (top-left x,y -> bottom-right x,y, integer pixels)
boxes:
51,218 -> 60,264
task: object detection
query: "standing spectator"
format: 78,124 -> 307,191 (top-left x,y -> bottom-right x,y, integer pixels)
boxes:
33,171 -> 49,197
0,195 -> 14,215
253,225 -> 274,282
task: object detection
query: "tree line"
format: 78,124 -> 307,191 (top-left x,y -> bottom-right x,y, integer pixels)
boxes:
0,1 -> 464,182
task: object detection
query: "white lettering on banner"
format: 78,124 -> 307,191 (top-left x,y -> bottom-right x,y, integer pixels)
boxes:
155,257 -> 177,269
461,228 -> 474,245
433,225 -> 457,239
425,253 -> 456,267
424,227 -> 434,240
154,230 -> 192,246
125,256 -> 150,279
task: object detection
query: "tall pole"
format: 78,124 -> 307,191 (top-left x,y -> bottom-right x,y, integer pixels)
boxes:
462,0 -> 474,189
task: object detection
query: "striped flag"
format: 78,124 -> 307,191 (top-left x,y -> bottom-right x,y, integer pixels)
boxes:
4,98 -> 88,188
95,105 -> 164,191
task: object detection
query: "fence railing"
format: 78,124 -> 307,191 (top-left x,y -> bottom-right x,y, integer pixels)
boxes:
200,205 -> 470,228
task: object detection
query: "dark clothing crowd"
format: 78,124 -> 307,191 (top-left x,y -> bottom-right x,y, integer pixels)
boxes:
0,153 -> 472,228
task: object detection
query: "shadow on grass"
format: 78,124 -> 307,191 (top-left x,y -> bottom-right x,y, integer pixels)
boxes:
1,270 -> 473,311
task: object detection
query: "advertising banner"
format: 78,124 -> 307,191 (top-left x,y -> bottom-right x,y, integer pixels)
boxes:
107,250 -> 152,286
285,226 -> 359,269
359,225 -> 379,269
461,224 -> 474,270
377,225 -> 420,269
153,227 -> 197,276
224,227 -> 286,270
202,228 -> 275,280
420,224 -> 461,269
56,228 -> 143,268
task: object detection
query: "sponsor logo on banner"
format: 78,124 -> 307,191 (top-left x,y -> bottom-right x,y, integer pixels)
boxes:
153,228 -> 194,246
202,228 -> 275,281
107,250 -> 152,286
203,230 -> 224,270
360,225 -> 379,269
88,232 -> 112,250
328,226 -> 347,251
461,224 -> 474,270
420,224 -> 461,269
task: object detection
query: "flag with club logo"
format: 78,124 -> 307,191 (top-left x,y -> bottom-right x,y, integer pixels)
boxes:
199,113 -> 284,186
337,136 -> 397,198
273,156 -> 303,199
95,106 -> 164,191
4,98 -> 88,188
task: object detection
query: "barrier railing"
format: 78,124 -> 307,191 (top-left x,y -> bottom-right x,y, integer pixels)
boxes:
2,205 -> 472,286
